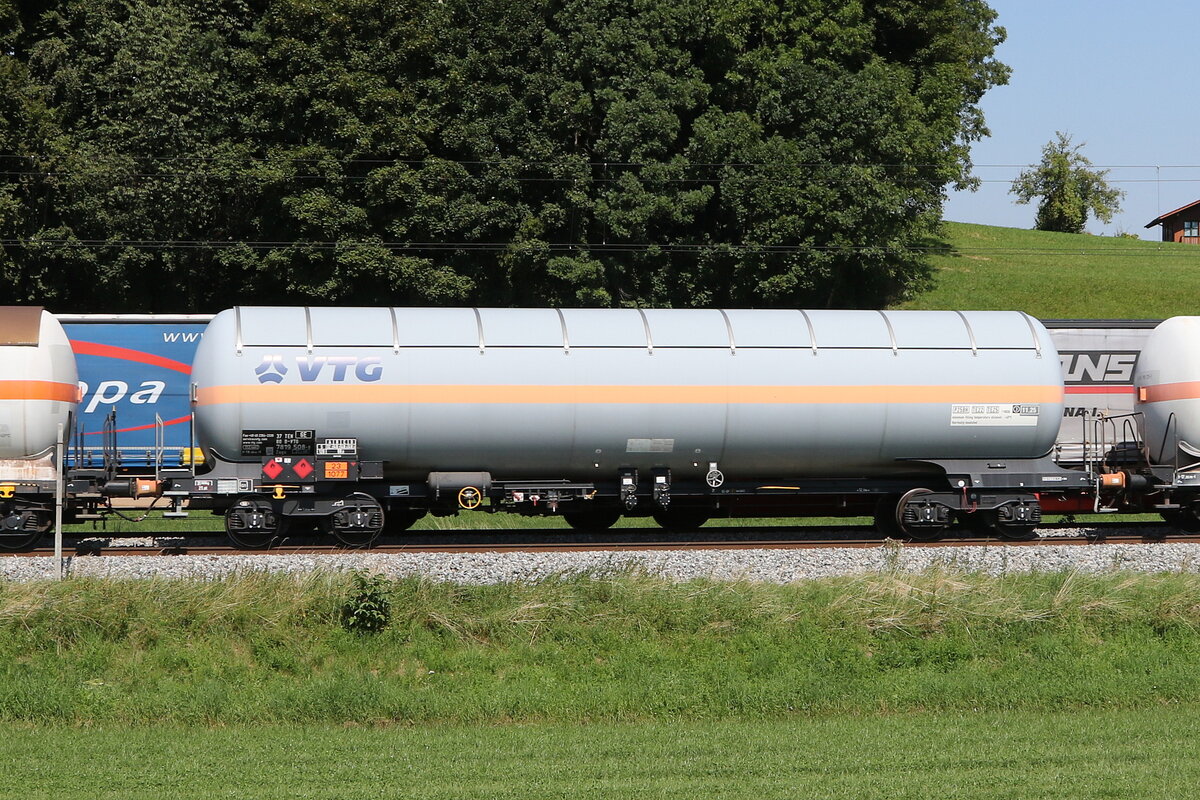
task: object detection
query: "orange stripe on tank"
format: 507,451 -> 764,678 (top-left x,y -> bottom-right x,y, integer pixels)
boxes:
195,384 -> 1063,406
0,380 -> 80,403
1139,381 -> 1200,403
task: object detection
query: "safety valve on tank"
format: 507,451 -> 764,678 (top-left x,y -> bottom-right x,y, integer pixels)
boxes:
620,469 -> 638,511
653,469 -> 671,510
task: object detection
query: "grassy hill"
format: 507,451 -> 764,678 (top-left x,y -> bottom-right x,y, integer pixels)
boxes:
898,222 -> 1200,318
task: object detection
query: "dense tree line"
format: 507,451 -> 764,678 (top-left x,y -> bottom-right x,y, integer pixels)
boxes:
0,0 -> 1008,312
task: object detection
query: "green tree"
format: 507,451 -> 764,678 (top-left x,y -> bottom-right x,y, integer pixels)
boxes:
3,0 -> 1009,312
1010,132 -> 1124,234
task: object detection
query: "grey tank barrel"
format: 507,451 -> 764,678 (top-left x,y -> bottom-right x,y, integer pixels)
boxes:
189,307 -> 1065,483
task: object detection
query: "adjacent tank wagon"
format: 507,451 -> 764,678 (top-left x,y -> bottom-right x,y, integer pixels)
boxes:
1133,316 -> 1200,530
0,307 -> 78,547
1136,316 -> 1200,465
185,307 -> 1089,545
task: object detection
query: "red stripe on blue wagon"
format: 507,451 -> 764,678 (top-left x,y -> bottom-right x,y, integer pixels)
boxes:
70,340 -> 192,374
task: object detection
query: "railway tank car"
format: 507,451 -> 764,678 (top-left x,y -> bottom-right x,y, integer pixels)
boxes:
182,306 -> 1092,546
1133,316 -> 1200,530
0,307 -> 79,549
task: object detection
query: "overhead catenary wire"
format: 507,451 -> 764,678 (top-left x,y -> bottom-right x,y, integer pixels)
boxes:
0,155 -> 1194,187
3,153 -> 1200,170
1,172 -> 1197,186
0,155 -> 1184,242
1,239 -> 1197,255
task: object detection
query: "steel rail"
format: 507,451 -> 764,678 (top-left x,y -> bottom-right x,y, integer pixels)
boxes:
1,530 -> 1190,557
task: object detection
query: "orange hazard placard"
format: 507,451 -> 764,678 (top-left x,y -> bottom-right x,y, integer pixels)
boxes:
323,461 -> 349,479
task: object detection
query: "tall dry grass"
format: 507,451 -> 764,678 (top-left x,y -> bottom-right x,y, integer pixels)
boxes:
3,568 -> 1200,723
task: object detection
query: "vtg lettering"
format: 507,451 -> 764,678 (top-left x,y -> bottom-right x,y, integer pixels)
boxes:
295,356 -> 383,382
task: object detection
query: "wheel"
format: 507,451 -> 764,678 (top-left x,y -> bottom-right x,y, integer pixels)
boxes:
652,510 -> 710,533
962,508 -> 1037,541
1162,507 -> 1200,532
562,509 -> 621,532
225,495 -> 286,549
993,520 -> 1038,541
323,525 -> 380,549
885,488 -> 950,542
321,492 -> 386,548
0,509 -> 50,551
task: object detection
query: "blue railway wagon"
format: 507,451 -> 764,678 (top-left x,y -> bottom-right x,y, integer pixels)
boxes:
57,314 -> 213,469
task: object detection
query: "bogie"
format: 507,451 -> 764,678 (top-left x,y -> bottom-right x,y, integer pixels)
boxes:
320,493 -> 386,548
0,508 -> 50,551
224,495 -> 286,549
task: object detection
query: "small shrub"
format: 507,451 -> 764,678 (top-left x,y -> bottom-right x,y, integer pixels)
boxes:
341,572 -> 392,634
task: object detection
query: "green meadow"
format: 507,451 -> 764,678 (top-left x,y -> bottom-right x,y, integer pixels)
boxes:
5,709 -> 1200,799
4,571 -> 1200,797
902,222 -> 1200,318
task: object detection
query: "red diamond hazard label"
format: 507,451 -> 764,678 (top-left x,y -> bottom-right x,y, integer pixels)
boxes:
293,458 -> 314,479
262,459 -> 284,480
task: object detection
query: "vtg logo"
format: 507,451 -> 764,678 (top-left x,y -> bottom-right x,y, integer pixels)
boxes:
254,355 -> 288,384
255,355 -> 383,384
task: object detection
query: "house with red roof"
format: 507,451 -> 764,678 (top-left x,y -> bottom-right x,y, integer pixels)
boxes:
1145,200 -> 1200,242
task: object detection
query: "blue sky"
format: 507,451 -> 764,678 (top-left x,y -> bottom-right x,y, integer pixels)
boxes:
942,1 -> 1200,238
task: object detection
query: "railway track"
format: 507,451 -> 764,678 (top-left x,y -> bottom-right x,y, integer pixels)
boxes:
2,522 -> 1190,557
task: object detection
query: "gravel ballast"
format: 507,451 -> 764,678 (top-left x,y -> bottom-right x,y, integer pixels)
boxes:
4,528 -> 1200,583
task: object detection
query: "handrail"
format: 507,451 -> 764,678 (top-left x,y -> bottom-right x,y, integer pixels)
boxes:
1086,411 -> 1149,474
1158,412 -> 1179,470
154,413 -> 164,477
103,409 -> 118,481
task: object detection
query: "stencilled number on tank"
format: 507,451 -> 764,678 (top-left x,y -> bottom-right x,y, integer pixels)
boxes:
951,404 -> 1039,427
